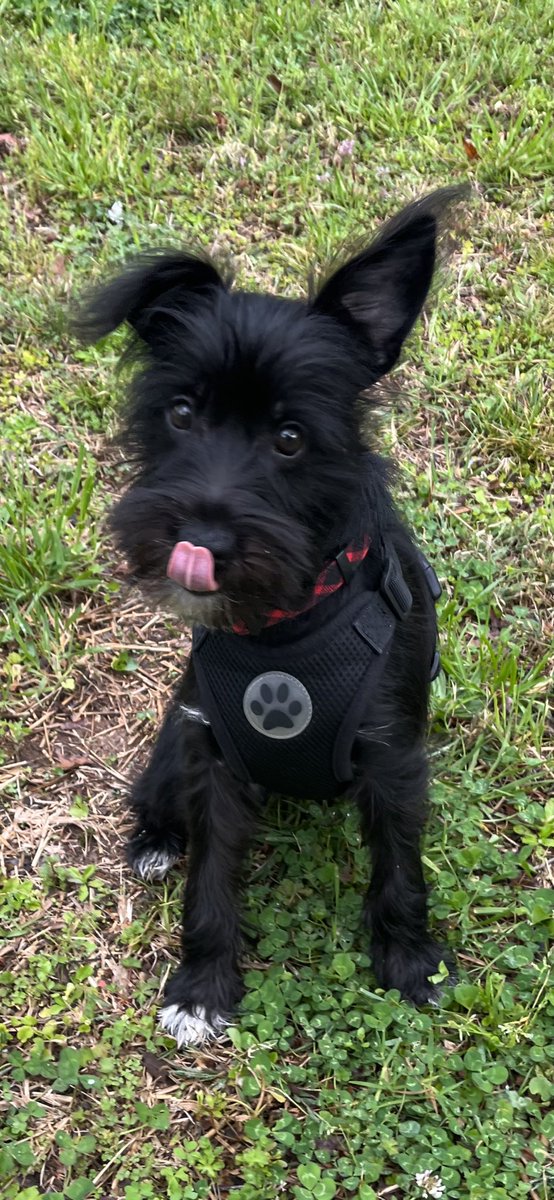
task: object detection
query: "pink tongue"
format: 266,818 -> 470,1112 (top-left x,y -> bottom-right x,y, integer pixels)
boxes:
166,542 -> 219,593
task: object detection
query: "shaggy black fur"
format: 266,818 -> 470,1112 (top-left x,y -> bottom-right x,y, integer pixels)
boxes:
79,187 -> 464,1037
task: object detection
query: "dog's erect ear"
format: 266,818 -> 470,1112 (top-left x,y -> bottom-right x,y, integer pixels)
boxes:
312,186 -> 467,378
75,250 -> 229,346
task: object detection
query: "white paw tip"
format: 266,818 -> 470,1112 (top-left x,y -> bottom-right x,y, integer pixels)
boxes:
133,848 -> 178,882
158,1004 -> 228,1047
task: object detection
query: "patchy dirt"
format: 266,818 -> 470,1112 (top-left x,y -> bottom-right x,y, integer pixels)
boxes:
1,587 -> 190,871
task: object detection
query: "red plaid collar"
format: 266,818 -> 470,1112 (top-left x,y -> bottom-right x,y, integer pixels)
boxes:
232,535 -> 371,635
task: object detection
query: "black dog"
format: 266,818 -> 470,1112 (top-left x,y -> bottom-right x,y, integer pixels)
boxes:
80,187 -> 463,1046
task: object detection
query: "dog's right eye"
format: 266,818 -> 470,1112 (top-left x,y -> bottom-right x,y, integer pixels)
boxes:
169,400 -> 193,431
274,424 -> 305,457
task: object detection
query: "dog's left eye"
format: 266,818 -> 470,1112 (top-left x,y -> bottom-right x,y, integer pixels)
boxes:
169,400 -> 193,430
274,424 -> 305,457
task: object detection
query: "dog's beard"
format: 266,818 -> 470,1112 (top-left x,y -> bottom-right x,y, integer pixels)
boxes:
142,579 -> 231,629
110,486 -> 318,632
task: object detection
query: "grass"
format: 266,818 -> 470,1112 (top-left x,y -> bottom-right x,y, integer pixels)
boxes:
0,1 -> 553,1197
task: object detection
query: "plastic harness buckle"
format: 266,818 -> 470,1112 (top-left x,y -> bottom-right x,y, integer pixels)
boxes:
380,539 -> 413,620
418,552 -> 442,602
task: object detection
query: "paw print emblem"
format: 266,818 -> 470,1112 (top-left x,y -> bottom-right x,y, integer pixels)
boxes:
243,672 -> 312,739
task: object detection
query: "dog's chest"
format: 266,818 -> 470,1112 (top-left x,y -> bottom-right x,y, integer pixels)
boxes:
192,590 -> 395,800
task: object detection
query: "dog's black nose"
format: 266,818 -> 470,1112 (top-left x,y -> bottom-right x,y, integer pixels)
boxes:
177,525 -> 236,568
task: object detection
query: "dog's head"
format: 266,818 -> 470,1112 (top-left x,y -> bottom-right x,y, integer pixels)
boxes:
79,188 -> 462,630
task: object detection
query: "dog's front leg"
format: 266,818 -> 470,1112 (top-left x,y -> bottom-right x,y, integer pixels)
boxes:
126,698 -> 189,882
158,726 -> 258,1047
355,747 -> 455,1005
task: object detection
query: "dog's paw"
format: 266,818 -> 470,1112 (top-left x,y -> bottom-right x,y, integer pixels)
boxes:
158,1003 -> 229,1047
126,829 -> 182,882
160,962 -> 242,1048
372,939 -> 456,1007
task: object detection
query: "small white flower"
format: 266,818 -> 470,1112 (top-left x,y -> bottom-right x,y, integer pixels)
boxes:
415,1170 -> 446,1198
107,200 -> 124,225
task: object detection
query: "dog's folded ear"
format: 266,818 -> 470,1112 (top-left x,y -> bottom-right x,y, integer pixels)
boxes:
312,185 -> 468,378
74,250 -> 229,347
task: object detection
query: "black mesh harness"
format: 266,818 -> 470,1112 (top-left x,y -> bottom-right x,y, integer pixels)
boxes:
190,538 -> 441,802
